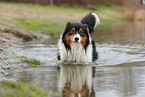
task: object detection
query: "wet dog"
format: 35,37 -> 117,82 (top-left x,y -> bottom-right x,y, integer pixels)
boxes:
58,12 -> 100,63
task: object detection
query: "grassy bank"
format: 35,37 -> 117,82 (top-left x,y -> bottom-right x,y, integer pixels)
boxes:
0,56 -> 42,67
0,56 -> 59,96
0,2 -> 129,37
0,80 -> 48,97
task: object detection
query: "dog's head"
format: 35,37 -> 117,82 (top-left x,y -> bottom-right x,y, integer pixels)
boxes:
62,22 -> 91,50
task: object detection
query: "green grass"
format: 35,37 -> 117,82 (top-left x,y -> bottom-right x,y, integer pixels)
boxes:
0,56 -> 42,66
14,15 -> 127,37
0,2 -> 129,37
100,16 -> 129,23
0,80 -> 48,97
19,56 -> 42,66
0,2 -> 89,13
14,18 -> 64,37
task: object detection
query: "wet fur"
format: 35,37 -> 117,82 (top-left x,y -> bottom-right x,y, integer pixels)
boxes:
58,12 -> 99,63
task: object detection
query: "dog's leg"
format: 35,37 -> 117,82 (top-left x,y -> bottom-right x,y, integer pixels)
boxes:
92,41 -> 98,61
57,49 -> 61,60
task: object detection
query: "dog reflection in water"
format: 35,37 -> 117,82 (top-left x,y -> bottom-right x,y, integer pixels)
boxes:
58,66 -> 96,97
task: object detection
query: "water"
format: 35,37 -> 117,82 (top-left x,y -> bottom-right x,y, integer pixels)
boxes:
7,22 -> 145,97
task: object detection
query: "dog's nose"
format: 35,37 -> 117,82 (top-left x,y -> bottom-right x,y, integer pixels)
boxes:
74,37 -> 79,41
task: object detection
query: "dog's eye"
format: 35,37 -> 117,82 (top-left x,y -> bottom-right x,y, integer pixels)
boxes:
79,30 -> 85,37
68,30 -> 75,35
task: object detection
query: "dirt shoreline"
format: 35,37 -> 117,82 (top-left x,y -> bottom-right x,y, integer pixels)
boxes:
0,28 -> 39,80
0,28 -> 37,52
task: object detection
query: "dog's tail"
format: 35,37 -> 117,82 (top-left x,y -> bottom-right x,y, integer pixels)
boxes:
80,12 -> 100,33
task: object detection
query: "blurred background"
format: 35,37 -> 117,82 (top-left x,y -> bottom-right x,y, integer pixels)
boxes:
0,0 -> 145,97
0,0 -> 144,37
0,0 -> 143,7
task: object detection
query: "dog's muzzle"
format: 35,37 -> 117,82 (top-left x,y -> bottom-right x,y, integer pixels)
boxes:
73,33 -> 81,43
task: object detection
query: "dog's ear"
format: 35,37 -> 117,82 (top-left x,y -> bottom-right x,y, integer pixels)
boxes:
62,22 -> 72,50
66,22 -> 71,27
84,24 -> 88,28
62,22 -> 71,34
83,24 -> 90,34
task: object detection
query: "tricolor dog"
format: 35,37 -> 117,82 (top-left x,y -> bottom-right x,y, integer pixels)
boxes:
58,12 -> 100,63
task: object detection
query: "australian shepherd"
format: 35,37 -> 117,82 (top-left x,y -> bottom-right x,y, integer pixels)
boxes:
58,12 -> 100,63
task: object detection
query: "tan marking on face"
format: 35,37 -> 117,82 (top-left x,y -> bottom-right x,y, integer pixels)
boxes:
79,28 -> 87,46
65,33 -> 76,46
79,28 -> 83,32
80,35 -> 87,46
72,28 -> 75,31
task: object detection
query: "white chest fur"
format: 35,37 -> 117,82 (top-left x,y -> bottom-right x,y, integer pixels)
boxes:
58,41 -> 92,63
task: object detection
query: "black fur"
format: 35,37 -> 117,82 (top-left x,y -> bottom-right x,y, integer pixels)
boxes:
62,22 -> 90,51
57,49 -> 61,60
92,41 -> 98,61
62,22 -> 71,51
81,12 -> 96,33
58,12 -> 99,62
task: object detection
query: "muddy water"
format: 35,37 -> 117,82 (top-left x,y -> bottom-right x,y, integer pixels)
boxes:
7,22 -> 145,97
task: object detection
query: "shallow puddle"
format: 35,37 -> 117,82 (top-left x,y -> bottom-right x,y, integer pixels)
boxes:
7,22 -> 145,97
7,65 -> 145,97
